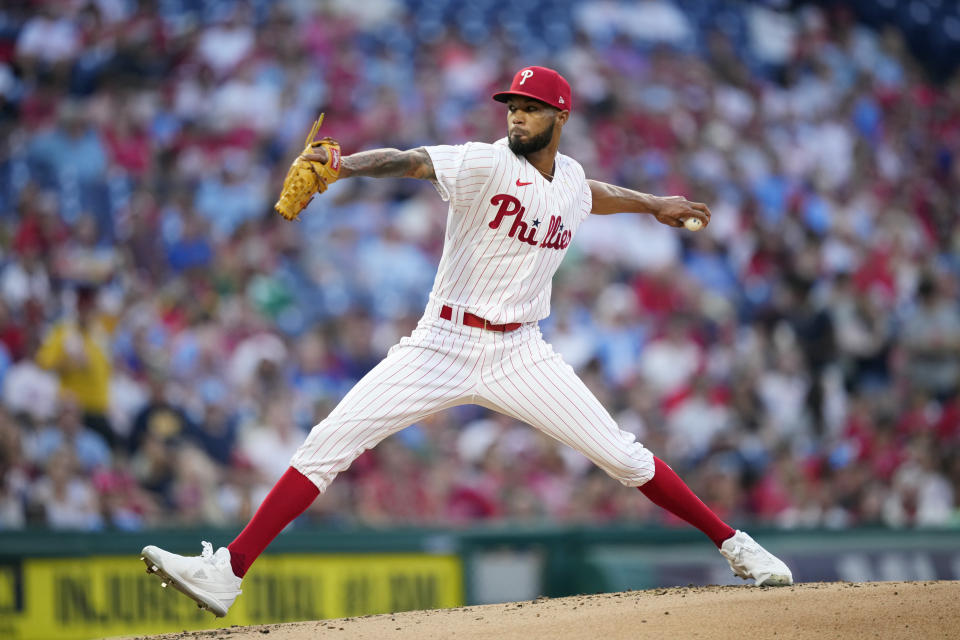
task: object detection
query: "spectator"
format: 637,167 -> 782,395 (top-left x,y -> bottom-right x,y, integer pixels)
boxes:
899,274 -> 960,401
171,445 -> 228,526
28,100 -> 108,185
14,4 -> 81,82
783,276 -> 838,435
639,316 -> 702,394
883,438 -> 955,528
127,370 -> 195,453
35,284 -> 115,445
191,400 -> 240,467
0,410 -> 28,529
236,399 -> 305,502
28,449 -> 102,530
829,273 -> 893,392
93,456 -> 159,530
130,431 -> 176,508
193,157 -> 269,239
25,395 -> 111,473
2,345 -> 59,425
195,5 -> 256,78
664,378 -> 732,463
1,244 -> 52,318
593,283 -> 646,387
53,214 -> 119,284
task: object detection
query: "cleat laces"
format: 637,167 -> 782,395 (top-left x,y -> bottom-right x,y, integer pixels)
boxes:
191,541 -> 218,579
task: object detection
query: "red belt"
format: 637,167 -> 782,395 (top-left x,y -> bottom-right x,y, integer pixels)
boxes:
440,305 -> 522,332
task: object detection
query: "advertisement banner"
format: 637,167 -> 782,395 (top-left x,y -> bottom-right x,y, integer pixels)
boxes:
0,553 -> 462,640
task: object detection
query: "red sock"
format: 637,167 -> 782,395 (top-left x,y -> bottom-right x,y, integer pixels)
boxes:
227,467 -> 320,578
638,457 -> 735,548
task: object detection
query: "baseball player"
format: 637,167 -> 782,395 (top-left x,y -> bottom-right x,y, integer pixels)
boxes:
141,67 -> 793,617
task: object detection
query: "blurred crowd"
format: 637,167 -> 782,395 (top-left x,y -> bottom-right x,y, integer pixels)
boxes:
0,0 -> 958,533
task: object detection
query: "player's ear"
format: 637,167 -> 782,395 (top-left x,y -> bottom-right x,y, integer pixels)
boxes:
556,110 -> 570,126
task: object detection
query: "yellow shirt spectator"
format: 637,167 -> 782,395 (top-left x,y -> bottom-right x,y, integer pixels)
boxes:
36,318 -> 111,415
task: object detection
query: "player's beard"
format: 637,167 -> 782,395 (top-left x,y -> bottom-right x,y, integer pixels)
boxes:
508,120 -> 555,156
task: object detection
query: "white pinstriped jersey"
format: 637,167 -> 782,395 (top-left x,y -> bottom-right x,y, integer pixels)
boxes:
424,139 -> 593,324
292,139 -> 657,496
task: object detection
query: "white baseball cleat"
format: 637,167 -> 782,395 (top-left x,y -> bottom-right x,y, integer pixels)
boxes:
141,541 -> 242,617
719,530 -> 793,587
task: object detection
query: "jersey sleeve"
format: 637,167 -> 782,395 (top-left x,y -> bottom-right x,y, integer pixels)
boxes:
571,161 -> 593,222
424,142 -> 496,205
423,144 -> 467,203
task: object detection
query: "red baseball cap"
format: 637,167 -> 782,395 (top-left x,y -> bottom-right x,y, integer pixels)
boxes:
492,66 -> 572,112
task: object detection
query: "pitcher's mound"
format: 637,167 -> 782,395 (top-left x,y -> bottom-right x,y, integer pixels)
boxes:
120,581 -> 957,640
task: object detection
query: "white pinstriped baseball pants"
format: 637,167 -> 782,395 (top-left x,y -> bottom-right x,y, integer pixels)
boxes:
290,301 -> 655,492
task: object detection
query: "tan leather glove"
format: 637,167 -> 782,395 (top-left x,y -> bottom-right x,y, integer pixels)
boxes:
274,114 -> 342,221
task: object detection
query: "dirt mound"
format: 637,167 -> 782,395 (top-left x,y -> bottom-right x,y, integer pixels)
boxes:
117,581 -> 957,640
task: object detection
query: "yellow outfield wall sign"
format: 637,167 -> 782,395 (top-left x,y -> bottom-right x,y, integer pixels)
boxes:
0,552 -> 463,640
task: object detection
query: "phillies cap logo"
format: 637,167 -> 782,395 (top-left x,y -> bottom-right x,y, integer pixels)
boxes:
492,66 -> 573,112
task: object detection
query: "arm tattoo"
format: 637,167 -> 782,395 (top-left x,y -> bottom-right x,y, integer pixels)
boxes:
340,147 -> 436,181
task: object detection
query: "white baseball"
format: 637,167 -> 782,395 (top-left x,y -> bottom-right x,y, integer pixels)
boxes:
684,217 -> 703,231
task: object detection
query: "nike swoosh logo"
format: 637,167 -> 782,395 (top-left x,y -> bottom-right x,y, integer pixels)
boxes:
516,179 -> 532,186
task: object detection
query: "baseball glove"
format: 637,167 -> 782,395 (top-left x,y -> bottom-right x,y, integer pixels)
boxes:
274,113 -> 342,221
